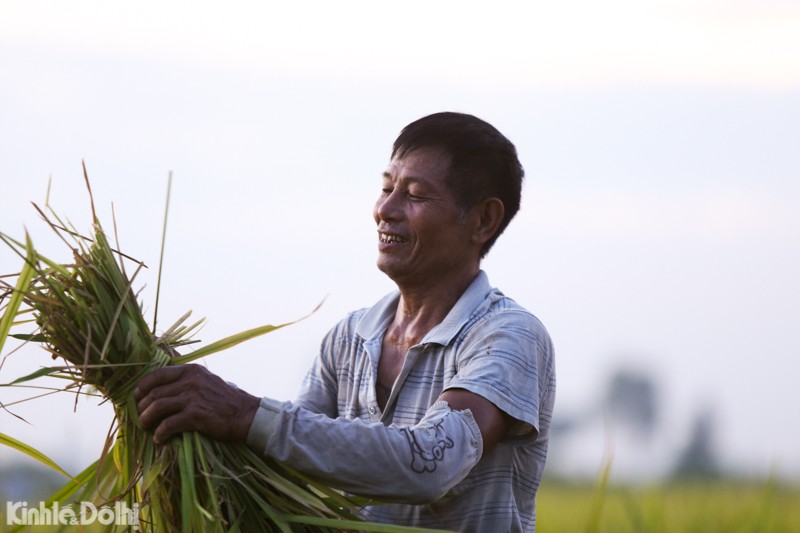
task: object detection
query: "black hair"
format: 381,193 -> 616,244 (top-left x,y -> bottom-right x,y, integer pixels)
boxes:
392,112 -> 524,257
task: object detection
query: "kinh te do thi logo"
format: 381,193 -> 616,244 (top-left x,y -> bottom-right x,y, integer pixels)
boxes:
6,501 -> 140,529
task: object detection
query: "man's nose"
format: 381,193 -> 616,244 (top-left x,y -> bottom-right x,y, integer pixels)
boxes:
375,190 -> 403,221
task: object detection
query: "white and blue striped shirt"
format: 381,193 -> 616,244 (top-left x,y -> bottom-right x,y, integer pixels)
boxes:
247,271 -> 556,532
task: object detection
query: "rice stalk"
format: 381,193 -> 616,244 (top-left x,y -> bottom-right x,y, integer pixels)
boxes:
0,177 -> 451,533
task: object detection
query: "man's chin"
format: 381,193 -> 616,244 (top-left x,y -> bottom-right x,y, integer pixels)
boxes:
376,258 -> 403,281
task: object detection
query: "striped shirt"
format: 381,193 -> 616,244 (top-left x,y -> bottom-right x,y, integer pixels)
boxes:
247,271 -> 556,532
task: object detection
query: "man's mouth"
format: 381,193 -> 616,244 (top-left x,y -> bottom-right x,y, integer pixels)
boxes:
378,232 -> 408,244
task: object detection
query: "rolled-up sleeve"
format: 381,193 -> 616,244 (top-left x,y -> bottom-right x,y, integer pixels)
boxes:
446,309 -> 552,437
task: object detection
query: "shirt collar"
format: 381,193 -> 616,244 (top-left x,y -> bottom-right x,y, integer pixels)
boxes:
355,270 -> 493,346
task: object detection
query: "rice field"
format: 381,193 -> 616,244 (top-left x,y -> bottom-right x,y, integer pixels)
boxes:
3,477 -> 798,532
537,478 -> 800,533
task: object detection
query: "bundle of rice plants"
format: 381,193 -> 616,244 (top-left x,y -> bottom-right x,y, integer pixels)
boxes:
0,171 -> 447,533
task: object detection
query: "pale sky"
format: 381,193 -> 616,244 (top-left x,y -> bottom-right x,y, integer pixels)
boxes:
1,1 -> 799,482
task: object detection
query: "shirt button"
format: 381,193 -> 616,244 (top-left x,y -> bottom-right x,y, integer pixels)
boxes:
369,406 -> 377,415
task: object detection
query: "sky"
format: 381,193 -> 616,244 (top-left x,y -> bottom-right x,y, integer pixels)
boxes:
1,0 -> 799,483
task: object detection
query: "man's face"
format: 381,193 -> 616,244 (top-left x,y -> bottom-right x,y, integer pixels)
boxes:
373,146 -> 477,287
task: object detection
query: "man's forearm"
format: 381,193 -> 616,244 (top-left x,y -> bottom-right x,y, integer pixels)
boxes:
246,398 -> 483,504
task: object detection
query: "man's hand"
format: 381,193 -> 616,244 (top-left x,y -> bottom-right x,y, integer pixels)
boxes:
134,364 -> 260,445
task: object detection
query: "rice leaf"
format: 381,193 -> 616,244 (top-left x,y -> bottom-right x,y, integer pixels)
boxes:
0,432 -> 75,480
173,299 -> 324,365
6,366 -> 65,386
10,332 -> 46,342
178,432 -> 197,533
171,322 -> 289,364
0,233 -> 35,354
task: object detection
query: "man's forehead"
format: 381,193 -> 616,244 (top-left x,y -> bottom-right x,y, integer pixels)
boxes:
384,146 -> 452,181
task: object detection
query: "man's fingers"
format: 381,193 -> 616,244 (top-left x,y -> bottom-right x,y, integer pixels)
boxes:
138,395 -> 186,432
133,363 -> 260,443
134,365 -> 189,401
152,411 -> 193,445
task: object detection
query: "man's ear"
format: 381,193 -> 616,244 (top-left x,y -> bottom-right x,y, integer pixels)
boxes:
472,197 -> 505,248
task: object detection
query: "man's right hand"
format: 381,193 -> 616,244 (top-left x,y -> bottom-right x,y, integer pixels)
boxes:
134,364 -> 260,444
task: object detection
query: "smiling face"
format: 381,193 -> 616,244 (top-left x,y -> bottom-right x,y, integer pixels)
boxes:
373,146 -> 482,289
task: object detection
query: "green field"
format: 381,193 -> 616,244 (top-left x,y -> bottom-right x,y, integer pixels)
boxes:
538,478 -> 800,533
3,476 -> 799,531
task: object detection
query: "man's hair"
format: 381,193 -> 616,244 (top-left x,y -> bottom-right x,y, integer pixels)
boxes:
391,111 -> 524,258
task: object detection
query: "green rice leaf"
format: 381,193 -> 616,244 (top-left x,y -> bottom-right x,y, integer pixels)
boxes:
171,322 -> 290,364
245,463 -> 333,515
178,432 -> 199,533
7,365 -> 67,385
0,432 -> 75,481
0,233 -> 35,354
173,300 -> 324,365
9,332 -> 46,342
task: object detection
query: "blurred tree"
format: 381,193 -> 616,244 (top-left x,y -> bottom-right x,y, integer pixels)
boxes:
604,368 -> 659,438
671,406 -> 721,479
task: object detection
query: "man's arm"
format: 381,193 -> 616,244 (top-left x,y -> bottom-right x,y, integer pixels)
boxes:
245,394 -> 484,502
439,387 -> 515,453
135,366 -> 515,453
135,364 -> 514,503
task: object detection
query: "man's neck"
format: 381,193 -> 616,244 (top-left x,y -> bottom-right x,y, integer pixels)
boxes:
388,267 -> 479,346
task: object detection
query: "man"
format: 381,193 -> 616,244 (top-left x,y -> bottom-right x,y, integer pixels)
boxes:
135,112 -> 556,532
